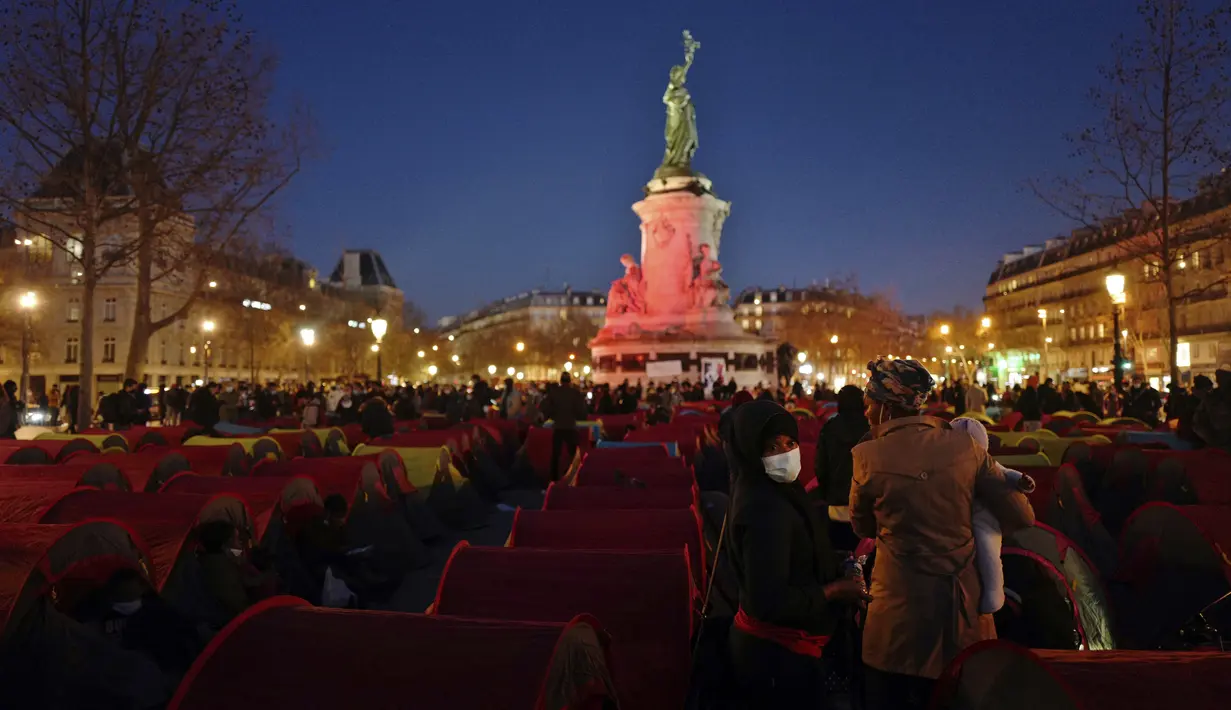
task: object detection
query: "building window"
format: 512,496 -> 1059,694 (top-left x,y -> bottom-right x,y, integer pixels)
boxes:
1070,327 -> 1077,340
103,298 -> 117,322
1098,323 -> 1105,338
742,318 -> 750,329
65,237 -> 84,263
160,340 -> 167,365
586,297 -> 594,305
102,337 -> 116,363
179,344 -> 185,366
66,297 -> 80,322
755,319 -> 762,330
769,292 -> 778,303
65,337 -> 79,364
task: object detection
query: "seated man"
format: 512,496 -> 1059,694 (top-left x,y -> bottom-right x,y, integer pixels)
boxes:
197,521 -> 277,624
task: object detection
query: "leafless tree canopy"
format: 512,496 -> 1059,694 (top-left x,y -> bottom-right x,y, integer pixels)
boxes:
1030,0 -> 1231,383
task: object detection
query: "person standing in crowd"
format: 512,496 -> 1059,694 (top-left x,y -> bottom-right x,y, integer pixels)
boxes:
1038,378 -> 1062,414
1122,374 -> 1162,427
814,384 -> 870,551
1060,381 -> 1080,411
187,382 -> 221,434
468,374 -> 492,419
964,379 -> 988,415
543,372 -> 587,482
63,384 -> 80,433
726,399 -> 870,707
0,381 -> 20,439
1178,375 -> 1213,446
1194,367 -> 1231,449
1164,382 -> 1188,427
1076,382 -> 1104,418
851,358 -> 1034,710
47,385 -> 60,428
501,378 -> 523,419
1015,376 -> 1043,431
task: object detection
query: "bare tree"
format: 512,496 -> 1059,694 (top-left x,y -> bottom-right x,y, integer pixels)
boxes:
0,0 -> 304,429
1032,0 -> 1231,384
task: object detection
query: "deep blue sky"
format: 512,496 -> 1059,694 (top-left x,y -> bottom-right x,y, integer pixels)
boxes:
246,0 -> 1134,322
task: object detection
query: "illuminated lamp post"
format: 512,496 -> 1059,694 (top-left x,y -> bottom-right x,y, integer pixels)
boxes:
202,320 -> 216,384
299,328 -> 315,385
18,291 -> 36,414
371,318 -> 388,382
1105,273 -> 1128,394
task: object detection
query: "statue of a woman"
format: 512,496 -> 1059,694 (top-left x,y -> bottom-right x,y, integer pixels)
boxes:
657,30 -> 700,177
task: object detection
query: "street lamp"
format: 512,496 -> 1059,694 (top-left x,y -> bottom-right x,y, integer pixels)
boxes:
371,318 -> 388,381
202,320 -> 216,384
796,351 -> 807,363
428,365 -> 438,377
18,291 -> 36,414
299,328 -> 315,384
830,334 -> 839,344
939,324 -> 951,336
487,364 -> 497,375
515,341 -> 525,352
980,317 -> 992,330
1106,272 -> 1127,393
506,366 -> 516,376
1037,308 -> 1049,378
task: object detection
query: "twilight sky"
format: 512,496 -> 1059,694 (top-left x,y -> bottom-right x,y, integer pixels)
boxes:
246,0 -> 1136,322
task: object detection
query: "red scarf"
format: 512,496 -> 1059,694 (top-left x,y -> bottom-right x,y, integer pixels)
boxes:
733,607 -> 829,658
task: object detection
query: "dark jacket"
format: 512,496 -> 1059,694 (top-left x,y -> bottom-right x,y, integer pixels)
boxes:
815,412 -> 870,506
1015,387 -> 1042,421
726,401 -> 840,637
544,384 -> 587,430
187,388 -> 220,431
1123,385 -> 1162,426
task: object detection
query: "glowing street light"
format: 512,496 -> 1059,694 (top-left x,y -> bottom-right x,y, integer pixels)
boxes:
830,334 -> 839,344
428,365 -> 438,376
18,291 -> 37,407
447,334 -> 455,341
201,320 -> 216,383
370,344 -> 380,352
796,351 -> 808,363
487,365 -> 497,375
299,328 -> 315,383
202,320 -> 215,332
208,281 -> 217,289
563,361 -> 574,372
945,346 -> 953,354
1037,308 -> 1047,320
515,341 -> 525,352
583,365 -> 591,375
451,354 -> 460,363
506,366 -> 516,376
298,304 -> 306,311
432,345 -> 439,351
516,371 -> 525,381
987,343 -> 995,350
417,350 -> 425,358
413,328 -> 421,334
939,324 -> 951,336
980,317 -> 992,329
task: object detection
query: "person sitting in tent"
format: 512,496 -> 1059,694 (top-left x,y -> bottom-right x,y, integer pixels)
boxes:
950,417 -> 1037,613
360,396 -> 394,439
197,521 -> 277,623
295,494 -> 387,606
75,567 -> 204,684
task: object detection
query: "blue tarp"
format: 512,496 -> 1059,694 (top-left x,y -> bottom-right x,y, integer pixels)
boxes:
595,440 -> 679,457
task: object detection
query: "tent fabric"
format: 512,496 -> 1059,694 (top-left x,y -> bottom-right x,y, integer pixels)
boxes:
250,458 -> 384,496
575,463 -> 695,489
0,438 -> 98,464
35,432 -> 128,453
523,427 -> 594,482
625,426 -> 703,462
434,544 -> 693,710
304,427 -> 349,456
0,521 -> 151,638
1149,451 -> 1231,505
1018,464 -> 1117,578
184,435 -> 279,462
349,449 -> 447,542
169,600 -> 617,710
995,549 -> 1085,650
595,440 -> 678,456
543,482 -> 698,511
596,413 -> 642,441
510,507 -> 706,587
60,451 -> 192,492
1116,503 -> 1231,648
933,640 -> 1231,710
168,443 -> 250,477
1005,523 -> 1116,650
0,480 -> 91,523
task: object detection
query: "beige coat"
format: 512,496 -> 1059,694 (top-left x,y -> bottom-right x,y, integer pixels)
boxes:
851,416 -> 1033,678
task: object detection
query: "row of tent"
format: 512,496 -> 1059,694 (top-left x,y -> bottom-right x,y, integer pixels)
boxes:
0,416 -> 640,708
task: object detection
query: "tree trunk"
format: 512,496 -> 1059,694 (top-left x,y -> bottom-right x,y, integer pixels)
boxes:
1165,272 -> 1181,385
124,233 -> 154,381
78,271 -> 97,433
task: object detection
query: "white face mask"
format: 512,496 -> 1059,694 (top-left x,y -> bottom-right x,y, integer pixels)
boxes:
762,447 -> 801,483
227,547 -> 244,558
111,599 -> 143,616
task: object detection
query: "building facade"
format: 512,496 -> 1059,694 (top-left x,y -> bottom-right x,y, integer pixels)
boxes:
983,186 -> 1231,390
438,288 -> 606,381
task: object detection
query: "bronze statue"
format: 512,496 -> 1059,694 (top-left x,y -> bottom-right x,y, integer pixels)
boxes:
657,30 -> 701,178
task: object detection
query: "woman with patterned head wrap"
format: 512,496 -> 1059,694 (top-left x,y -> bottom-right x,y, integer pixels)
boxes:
850,358 -> 1035,710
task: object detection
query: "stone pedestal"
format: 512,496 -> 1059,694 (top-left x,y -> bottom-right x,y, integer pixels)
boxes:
590,174 -> 772,387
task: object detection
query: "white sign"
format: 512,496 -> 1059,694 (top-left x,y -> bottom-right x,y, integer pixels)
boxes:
646,360 -> 683,378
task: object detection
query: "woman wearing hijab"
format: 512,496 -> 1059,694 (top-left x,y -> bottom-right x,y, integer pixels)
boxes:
850,358 -> 1034,709
726,399 -> 870,707
814,384 -> 870,551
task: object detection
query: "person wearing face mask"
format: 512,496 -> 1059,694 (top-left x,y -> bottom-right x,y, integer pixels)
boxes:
82,568 -> 203,682
725,399 -> 871,707
197,521 -> 276,624
851,358 -> 1035,710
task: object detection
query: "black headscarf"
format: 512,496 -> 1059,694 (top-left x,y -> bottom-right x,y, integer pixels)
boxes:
731,400 -> 799,476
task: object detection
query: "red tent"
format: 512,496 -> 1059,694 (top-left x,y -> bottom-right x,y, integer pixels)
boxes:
0,438 -> 99,464
0,521 -> 152,636
39,491 -> 255,577
339,423 -> 368,451
581,446 -> 673,465
543,482 -> 697,511
0,462 -> 125,490
523,427 -> 593,482
596,413 -> 643,441
60,451 -> 192,492
433,544 -> 691,710
625,425 -> 703,462
251,457 -> 386,495
510,507 -> 706,587
158,443 -> 250,477
932,640 -> 1231,709
575,459 -> 694,488
376,430 -> 471,456
169,598 -> 618,710
0,479 -> 90,523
